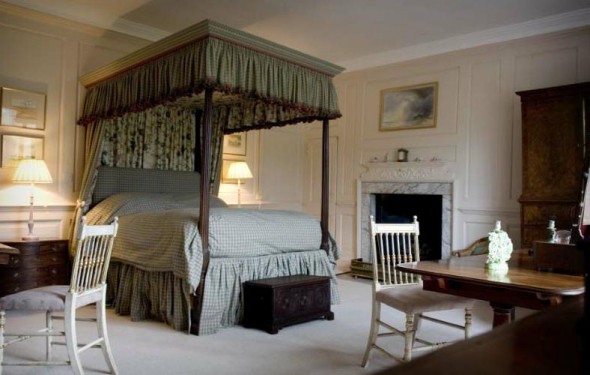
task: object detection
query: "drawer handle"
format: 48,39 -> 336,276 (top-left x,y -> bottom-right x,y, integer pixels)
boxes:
51,257 -> 58,262
51,269 -> 57,275
12,258 -> 20,265
50,246 -> 57,252
13,272 -> 19,278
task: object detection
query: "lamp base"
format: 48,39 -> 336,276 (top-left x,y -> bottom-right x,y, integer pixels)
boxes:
21,234 -> 39,241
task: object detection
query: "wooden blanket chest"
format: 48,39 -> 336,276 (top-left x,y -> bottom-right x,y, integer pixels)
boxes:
242,275 -> 334,334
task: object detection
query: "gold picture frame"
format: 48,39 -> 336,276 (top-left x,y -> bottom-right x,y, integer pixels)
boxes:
223,132 -> 247,156
1,87 -> 46,130
379,82 -> 438,131
1,134 -> 44,168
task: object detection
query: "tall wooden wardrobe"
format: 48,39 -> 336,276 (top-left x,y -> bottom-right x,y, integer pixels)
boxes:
517,82 -> 590,248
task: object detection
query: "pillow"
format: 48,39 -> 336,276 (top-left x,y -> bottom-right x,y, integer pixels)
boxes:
85,192 -> 227,224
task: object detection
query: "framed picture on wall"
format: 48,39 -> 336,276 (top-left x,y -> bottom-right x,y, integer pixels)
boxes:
1,87 -> 46,130
223,132 -> 247,156
1,134 -> 44,167
379,82 -> 438,131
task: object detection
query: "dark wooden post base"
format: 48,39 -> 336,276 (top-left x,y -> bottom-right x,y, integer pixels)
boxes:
490,302 -> 515,327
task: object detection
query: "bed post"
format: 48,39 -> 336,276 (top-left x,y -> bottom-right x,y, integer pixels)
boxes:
321,118 -> 330,253
192,87 -> 213,335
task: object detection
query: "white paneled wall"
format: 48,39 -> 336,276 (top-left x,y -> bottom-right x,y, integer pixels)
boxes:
304,27 -> 590,272
0,3 -> 589,277
218,126 -> 305,211
0,4 -> 148,239
258,126 -> 304,209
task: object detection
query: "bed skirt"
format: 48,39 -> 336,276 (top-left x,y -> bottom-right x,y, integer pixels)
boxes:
107,249 -> 339,335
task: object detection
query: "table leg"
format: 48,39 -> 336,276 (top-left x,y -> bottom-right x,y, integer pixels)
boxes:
489,302 -> 515,327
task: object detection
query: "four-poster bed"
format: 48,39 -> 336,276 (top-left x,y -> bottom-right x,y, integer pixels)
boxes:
72,20 -> 344,335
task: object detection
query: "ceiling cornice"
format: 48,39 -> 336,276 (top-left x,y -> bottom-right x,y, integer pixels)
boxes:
0,1 -> 104,36
109,18 -> 170,41
0,0 -> 169,41
0,0 -> 162,42
339,7 -> 590,72
2,1 -> 589,72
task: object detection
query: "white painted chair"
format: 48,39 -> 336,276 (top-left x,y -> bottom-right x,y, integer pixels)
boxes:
361,215 -> 474,366
0,216 -> 119,375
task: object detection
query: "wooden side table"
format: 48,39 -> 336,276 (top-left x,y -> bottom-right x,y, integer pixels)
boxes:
242,275 -> 334,334
0,239 -> 70,297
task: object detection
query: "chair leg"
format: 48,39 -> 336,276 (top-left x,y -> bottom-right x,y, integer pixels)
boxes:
403,314 -> 415,362
96,296 -> 118,374
1,310 -> 5,375
361,300 -> 381,367
464,307 -> 473,339
46,310 -> 53,361
65,298 -> 84,375
412,314 -> 423,347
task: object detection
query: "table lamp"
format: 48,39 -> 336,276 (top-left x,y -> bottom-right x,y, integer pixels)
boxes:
227,161 -> 252,207
12,159 -> 53,240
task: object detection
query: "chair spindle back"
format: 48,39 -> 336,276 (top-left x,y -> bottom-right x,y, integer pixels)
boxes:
369,215 -> 421,287
69,216 -> 118,294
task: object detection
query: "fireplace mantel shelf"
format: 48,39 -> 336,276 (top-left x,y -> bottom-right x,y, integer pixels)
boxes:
360,161 -> 454,182
364,161 -> 446,168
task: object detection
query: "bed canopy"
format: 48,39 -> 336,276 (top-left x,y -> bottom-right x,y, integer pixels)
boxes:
75,19 -> 343,334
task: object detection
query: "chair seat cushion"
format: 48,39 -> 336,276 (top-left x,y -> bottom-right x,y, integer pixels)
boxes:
0,285 -> 69,311
377,284 -> 474,314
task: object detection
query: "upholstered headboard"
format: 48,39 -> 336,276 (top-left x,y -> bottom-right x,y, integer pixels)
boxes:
93,166 -> 201,205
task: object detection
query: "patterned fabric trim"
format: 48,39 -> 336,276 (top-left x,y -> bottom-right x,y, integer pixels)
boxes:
106,250 -> 339,335
78,37 -> 341,128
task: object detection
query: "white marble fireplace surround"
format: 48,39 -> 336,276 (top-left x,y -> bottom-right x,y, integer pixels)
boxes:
356,161 -> 454,262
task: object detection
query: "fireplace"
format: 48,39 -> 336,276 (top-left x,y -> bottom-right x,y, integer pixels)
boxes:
357,180 -> 453,262
373,193 -> 442,260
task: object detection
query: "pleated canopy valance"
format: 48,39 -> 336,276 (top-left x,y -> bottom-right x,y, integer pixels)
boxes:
78,19 -> 344,132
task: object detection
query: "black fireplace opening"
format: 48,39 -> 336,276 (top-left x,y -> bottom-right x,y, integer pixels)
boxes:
374,193 -> 443,260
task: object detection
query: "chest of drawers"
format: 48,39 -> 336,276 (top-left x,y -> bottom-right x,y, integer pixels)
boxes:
0,239 -> 70,297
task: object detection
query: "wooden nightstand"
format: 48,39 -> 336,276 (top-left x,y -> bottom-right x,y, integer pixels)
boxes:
0,238 -> 70,297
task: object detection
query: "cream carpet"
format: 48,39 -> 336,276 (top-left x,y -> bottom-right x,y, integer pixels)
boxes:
1,274 -> 533,375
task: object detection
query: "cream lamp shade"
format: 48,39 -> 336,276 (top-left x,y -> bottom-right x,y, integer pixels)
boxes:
12,159 -> 53,184
13,159 -> 53,240
226,161 -> 253,180
226,161 -> 252,207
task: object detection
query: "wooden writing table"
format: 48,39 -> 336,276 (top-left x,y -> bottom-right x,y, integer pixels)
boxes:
397,249 -> 584,327
377,298 -> 585,375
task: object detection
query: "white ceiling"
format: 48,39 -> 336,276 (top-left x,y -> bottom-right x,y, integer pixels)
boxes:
4,0 -> 590,71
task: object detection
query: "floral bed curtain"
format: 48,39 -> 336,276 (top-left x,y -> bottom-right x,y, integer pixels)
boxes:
100,105 -> 196,170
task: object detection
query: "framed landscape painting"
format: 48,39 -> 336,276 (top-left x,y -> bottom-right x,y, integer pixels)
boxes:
223,132 -> 247,156
1,87 -> 46,130
1,134 -> 44,167
379,82 -> 438,131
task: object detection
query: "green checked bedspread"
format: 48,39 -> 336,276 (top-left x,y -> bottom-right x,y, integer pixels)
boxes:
86,192 -> 339,334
